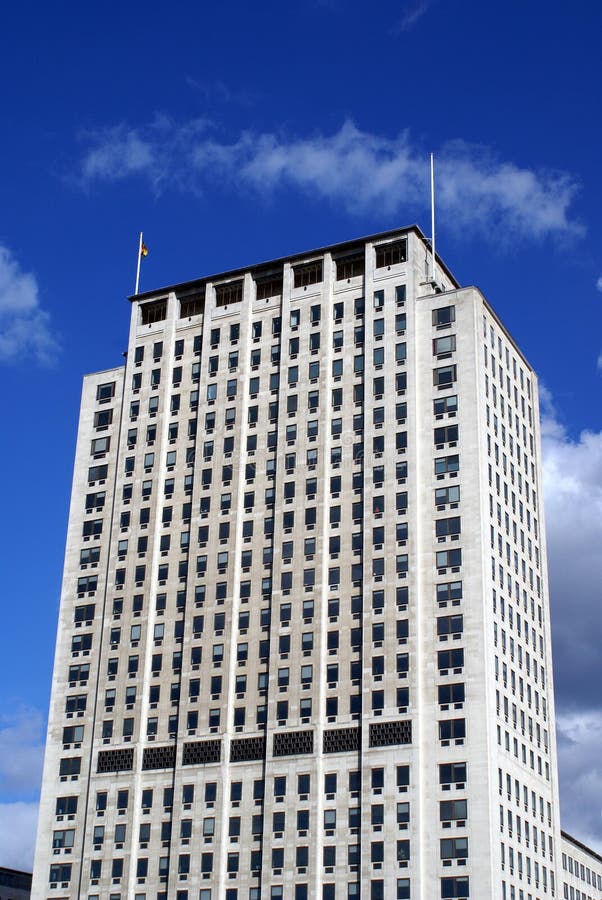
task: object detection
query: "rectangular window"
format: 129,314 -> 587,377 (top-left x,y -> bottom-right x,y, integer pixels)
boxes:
434,335 -> 456,357
433,365 -> 457,387
433,305 -> 455,327
96,381 -> 115,401
293,260 -> 323,288
437,614 -> 463,636
440,877 -> 470,899
434,455 -> 459,475
438,719 -> 466,741
336,252 -> 364,280
434,425 -> 459,445
434,395 -> 458,415
436,549 -> 462,569
256,274 -> 283,299
435,517 -> 461,538
375,239 -> 407,268
215,280 -> 243,306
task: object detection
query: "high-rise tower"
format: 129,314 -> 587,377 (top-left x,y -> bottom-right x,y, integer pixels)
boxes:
33,226 -> 566,899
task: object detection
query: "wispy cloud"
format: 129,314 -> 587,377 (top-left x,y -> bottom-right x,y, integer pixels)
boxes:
76,119 -> 583,242
79,115 -> 212,194
184,77 -> 257,108
0,245 -> 59,365
596,275 -> 602,292
395,0 -> 435,33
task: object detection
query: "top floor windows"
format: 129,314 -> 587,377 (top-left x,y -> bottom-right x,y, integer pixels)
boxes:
179,291 -> 204,318
293,260 -> 323,288
215,280 -> 243,307
335,252 -> 364,280
140,299 -> 166,325
256,274 -> 283,300
375,239 -> 407,268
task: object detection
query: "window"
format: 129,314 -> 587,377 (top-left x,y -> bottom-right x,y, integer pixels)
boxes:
49,863 -> 72,884
441,837 -> 468,860
375,239 -> 407,268
433,365 -> 457,387
437,614 -> 463,636
436,517 -> 461,538
438,718 -> 466,741
94,408 -> 113,429
88,464 -> 107,483
336,252 -> 364,280
433,305 -> 455,327
96,381 -> 116,402
434,425 -> 459,445
397,879 -> 411,899
434,395 -> 458,416
438,683 -> 465,705
435,485 -> 460,506
435,455 -> 459,475
437,648 -> 464,671
436,581 -> 462,602
91,437 -> 110,456
440,799 -> 467,822
436,549 -> 462,569
440,877 -> 469,898
434,335 -> 456,357
215,280 -> 243,306
294,260 -> 323,287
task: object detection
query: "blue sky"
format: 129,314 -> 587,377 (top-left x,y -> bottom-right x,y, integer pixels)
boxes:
0,0 -> 601,869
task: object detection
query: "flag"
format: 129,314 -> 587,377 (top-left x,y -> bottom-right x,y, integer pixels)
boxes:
140,241 -> 149,258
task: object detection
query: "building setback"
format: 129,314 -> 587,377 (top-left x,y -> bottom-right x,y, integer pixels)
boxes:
33,225 -> 578,899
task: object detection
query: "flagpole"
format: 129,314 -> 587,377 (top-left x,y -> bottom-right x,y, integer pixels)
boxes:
135,232 -> 143,295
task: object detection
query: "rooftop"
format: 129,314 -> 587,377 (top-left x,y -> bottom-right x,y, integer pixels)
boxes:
129,224 -> 460,303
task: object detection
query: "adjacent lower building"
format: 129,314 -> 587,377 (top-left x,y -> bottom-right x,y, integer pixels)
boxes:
560,833 -> 602,900
0,866 -> 32,900
32,225 -> 585,898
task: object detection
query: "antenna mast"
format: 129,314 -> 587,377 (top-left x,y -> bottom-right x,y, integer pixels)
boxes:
430,152 -> 436,286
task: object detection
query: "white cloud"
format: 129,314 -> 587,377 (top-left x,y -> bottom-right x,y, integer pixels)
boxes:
556,711 -> 602,854
540,388 -> 602,849
596,275 -> 602,292
77,120 -> 583,241
0,801 -> 39,871
0,245 -> 59,365
0,706 -> 45,796
0,708 -> 44,869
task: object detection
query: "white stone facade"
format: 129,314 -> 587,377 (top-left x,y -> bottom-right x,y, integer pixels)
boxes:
33,227 -> 570,899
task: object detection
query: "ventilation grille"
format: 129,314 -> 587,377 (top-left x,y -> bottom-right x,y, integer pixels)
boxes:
97,747 -> 134,773
182,740 -> 221,766
323,727 -> 361,754
369,719 -> 412,747
142,744 -> 176,770
230,736 -> 265,762
273,730 -> 313,757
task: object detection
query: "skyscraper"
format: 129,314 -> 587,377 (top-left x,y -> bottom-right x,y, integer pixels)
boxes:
33,225 -> 574,899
